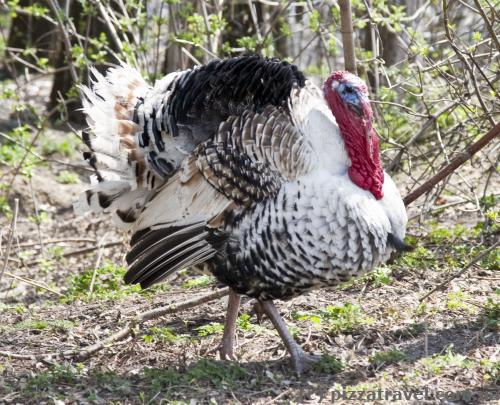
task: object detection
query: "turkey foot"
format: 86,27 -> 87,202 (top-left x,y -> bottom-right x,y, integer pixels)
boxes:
260,299 -> 318,375
219,290 -> 241,360
291,350 -> 323,374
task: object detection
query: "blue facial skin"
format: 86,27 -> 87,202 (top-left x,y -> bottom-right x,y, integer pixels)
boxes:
339,83 -> 359,105
338,82 -> 363,116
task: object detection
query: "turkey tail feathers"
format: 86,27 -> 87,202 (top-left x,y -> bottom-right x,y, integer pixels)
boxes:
74,64 -> 151,227
124,222 -> 220,289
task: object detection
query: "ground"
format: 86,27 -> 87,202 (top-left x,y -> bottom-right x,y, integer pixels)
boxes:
0,124 -> 498,403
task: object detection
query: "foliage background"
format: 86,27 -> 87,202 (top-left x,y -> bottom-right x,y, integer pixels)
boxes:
0,0 -> 498,211
0,1 -> 498,403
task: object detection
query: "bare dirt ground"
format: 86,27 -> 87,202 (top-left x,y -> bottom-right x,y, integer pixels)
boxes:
0,79 -> 498,404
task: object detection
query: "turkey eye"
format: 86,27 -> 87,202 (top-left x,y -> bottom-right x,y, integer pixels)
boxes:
344,86 -> 353,94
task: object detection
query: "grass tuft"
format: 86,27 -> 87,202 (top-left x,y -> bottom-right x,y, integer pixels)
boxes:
195,322 -> 225,337
63,261 -> 168,302
312,354 -> 345,373
292,302 -> 374,334
56,170 -> 79,184
369,348 -> 408,366
419,346 -> 473,375
181,275 -> 214,289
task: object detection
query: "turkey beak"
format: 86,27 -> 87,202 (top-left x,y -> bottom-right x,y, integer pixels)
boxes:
348,102 -> 363,117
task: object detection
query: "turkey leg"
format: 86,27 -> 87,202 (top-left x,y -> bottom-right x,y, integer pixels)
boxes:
219,290 -> 241,360
260,300 -> 319,374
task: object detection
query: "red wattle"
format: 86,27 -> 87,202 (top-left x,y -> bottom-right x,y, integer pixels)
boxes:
323,78 -> 384,200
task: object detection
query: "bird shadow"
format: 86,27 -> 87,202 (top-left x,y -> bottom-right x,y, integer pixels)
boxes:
136,308 -> 498,404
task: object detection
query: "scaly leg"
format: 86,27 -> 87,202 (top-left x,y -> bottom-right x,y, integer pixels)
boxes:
260,300 -> 320,375
219,290 -> 241,360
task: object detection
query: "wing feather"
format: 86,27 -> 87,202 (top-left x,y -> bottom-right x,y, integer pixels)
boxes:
124,60 -> 323,288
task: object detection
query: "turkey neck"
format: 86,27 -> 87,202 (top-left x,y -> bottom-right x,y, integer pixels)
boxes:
323,92 -> 385,199
339,115 -> 384,200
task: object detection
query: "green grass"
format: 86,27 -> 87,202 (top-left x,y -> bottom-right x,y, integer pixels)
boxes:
181,274 -> 214,289
312,354 -> 345,373
369,348 -> 408,366
39,135 -> 80,158
186,359 -> 247,386
233,313 -> 268,335
478,358 -> 499,384
399,246 -> 437,269
364,266 -> 393,287
142,326 -> 182,344
195,322 -> 225,337
0,319 -> 76,333
427,223 -> 472,244
419,346 -> 474,376
87,369 -> 132,394
20,364 -> 132,402
63,261 -> 139,302
56,170 -> 79,184
143,367 -> 183,391
483,296 -> 499,330
63,261 -> 168,302
0,194 -> 12,216
292,303 -> 375,334
0,303 -> 26,314
446,289 -> 475,313
24,364 -> 82,399
144,359 -> 248,391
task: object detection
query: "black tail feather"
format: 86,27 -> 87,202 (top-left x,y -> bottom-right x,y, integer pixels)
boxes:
125,222 -> 217,287
387,233 -> 414,252
126,222 -> 206,264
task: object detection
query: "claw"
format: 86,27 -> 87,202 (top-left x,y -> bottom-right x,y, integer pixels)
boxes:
291,352 -> 322,375
219,343 -> 237,361
259,299 -> 322,375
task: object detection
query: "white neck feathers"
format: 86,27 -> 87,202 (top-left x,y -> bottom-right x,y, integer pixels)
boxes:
290,81 -> 350,174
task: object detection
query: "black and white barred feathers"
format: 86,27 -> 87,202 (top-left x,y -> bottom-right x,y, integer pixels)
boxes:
76,56 -> 408,299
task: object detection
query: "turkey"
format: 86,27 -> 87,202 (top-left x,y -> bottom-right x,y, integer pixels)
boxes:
75,56 -> 409,373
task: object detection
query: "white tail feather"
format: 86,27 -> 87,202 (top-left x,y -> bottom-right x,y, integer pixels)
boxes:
75,63 -> 152,228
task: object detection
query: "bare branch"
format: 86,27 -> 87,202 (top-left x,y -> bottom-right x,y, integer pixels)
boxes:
403,122 -> 500,206
420,241 -> 499,302
472,0 -> 500,52
339,0 -> 357,73
45,0 -> 78,82
387,103 -> 457,172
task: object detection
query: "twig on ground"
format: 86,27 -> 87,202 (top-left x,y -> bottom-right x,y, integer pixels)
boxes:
0,287 -> 230,362
88,233 -> 110,299
419,241 -> 499,302
17,238 -> 97,248
2,271 -> 63,297
0,199 -> 19,284
26,241 -> 124,266
29,178 -> 46,261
